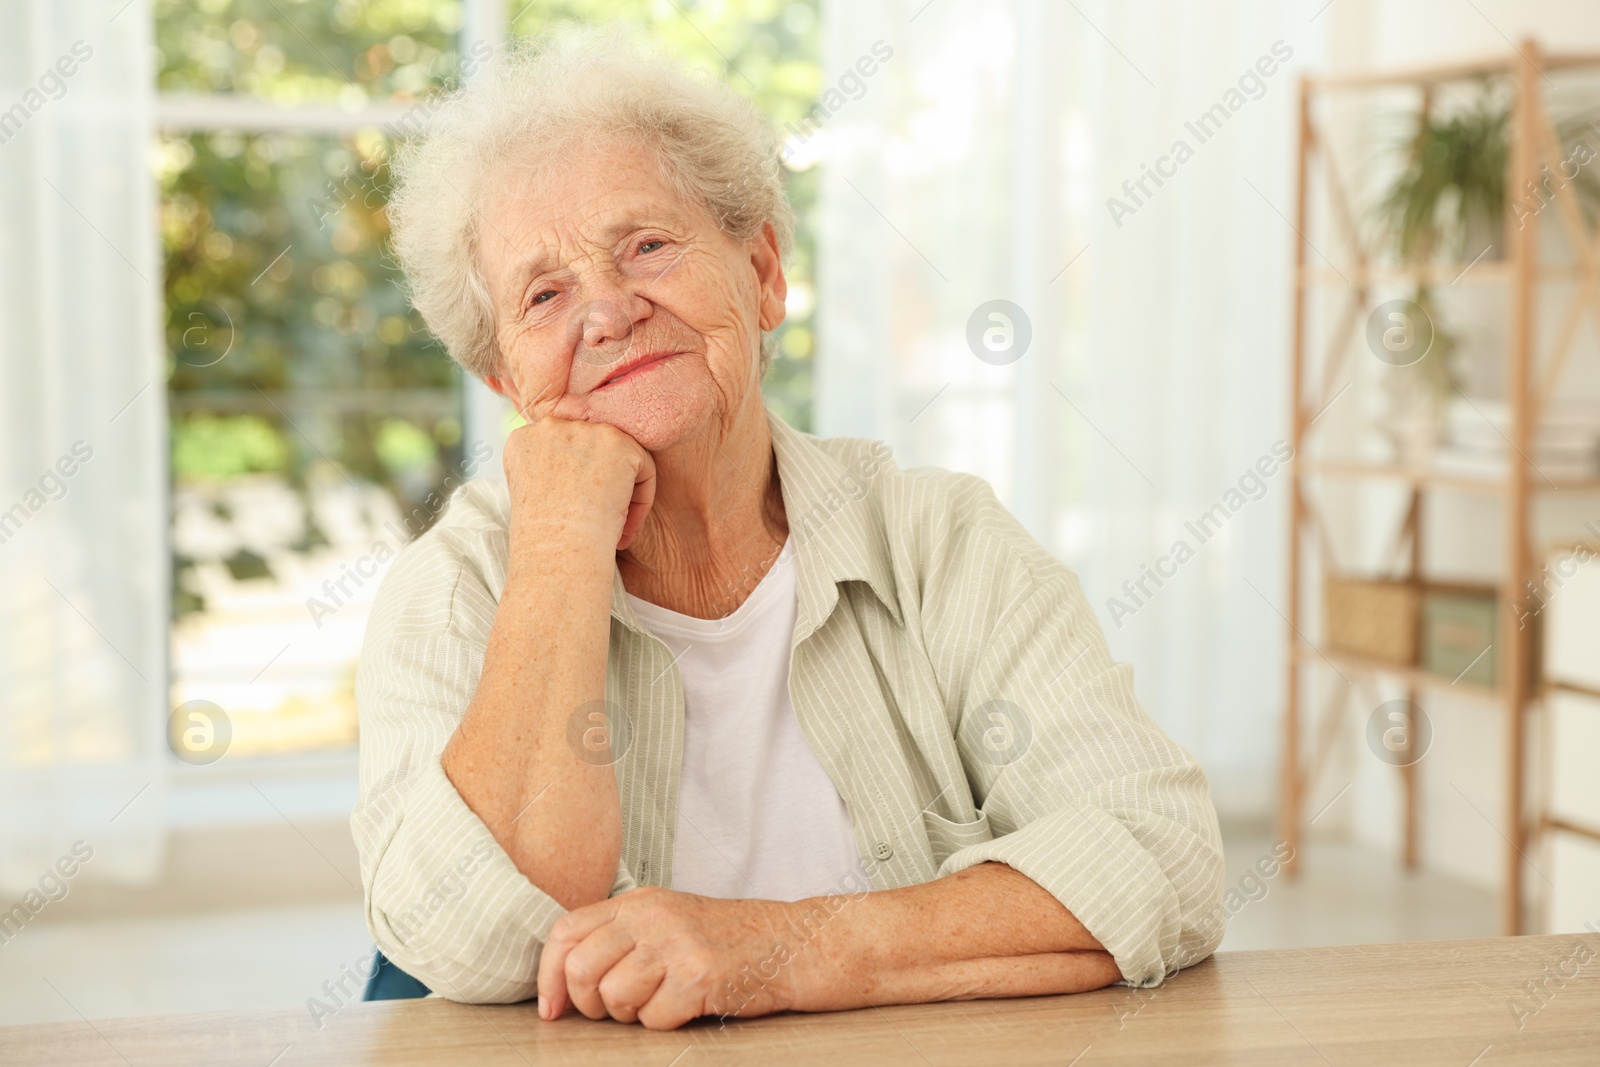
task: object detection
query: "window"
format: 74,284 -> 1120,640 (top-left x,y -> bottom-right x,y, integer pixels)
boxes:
156,0 -> 821,759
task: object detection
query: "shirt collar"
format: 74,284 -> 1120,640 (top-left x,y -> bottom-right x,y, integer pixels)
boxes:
608,409 -> 902,639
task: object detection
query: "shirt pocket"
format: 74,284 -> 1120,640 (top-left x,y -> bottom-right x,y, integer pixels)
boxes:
920,807 -> 994,869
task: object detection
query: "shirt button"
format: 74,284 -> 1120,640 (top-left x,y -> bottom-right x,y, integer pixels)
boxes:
873,842 -> 894,861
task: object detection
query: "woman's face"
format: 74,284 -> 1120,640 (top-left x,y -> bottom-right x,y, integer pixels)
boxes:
476,138 -> 786,451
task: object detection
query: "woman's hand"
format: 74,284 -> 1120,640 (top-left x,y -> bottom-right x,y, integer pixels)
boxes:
534,865 -> 1123,1031
503,415 -> 657,552
537,888 -> 798,1030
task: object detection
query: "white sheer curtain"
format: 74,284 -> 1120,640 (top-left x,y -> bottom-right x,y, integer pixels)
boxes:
815,0 -> 1327,815
0,0 -> 167,891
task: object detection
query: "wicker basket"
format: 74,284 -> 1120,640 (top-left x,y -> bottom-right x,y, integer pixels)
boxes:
1324,576 -> 1421,665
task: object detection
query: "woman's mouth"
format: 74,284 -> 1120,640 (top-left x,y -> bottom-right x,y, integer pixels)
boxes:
595,351 -> 680,390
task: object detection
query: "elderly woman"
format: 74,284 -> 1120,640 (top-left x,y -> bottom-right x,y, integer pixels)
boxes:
355,30 -> 1224,1032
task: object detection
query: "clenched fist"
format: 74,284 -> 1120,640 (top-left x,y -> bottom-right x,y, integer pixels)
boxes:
537,887 -> 812,1030
502,416 -> 656,552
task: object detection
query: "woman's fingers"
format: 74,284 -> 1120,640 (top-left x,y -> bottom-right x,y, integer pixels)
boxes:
616,445 -> 656,550
537,897 -> 624,1020
562,923 -> 641,1020
541,890 -> 784,1029
596,950 -> 668,1024
635,967 -> 713,1033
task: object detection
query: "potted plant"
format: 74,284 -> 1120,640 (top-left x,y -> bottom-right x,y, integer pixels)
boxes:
1370,90 -> 1507,462
1371,92 -> 1600,466
1379,91 -> 1508,267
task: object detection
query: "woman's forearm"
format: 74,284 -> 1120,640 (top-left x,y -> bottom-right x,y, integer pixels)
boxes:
790,862 -> 1121,1010
440,527 -> 622,910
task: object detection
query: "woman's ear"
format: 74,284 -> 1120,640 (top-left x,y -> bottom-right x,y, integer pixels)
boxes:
752,221 -> 788,333
480,337 -> 522,407
484,370 -> 522,412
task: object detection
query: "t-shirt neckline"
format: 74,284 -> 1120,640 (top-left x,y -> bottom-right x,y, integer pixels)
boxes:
624,535 -> 793,641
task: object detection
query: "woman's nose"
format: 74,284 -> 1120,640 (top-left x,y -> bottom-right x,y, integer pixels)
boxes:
572,298 -> 637,366
581,301 -> 628,347
569,280 -> 652,368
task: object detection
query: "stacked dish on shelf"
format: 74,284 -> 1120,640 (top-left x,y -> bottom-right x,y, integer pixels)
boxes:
1432,397 -> 1600,481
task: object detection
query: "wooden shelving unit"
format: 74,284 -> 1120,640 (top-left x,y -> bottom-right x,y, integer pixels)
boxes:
1279,40 -> 1600,935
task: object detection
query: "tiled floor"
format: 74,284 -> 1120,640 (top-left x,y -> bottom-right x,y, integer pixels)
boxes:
0,822 -> 1497,1025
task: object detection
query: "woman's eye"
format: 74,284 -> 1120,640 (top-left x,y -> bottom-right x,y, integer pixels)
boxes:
530,289 -> 557,306
638,240 -> 665,255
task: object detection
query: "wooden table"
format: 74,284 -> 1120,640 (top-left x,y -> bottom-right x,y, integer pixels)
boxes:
4,935 -> 1597,1065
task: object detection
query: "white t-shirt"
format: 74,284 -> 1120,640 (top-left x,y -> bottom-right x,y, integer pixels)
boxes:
624,537 -> 871,902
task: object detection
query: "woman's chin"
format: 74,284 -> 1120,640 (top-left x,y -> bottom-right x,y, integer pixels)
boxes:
583,384 -> 716,452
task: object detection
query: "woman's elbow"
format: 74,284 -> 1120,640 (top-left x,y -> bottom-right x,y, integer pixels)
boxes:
369,918 -> 543,1005
1173,839 -> 1228,970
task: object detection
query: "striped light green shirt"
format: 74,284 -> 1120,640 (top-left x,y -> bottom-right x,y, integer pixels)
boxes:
352,410 -> 1226,1003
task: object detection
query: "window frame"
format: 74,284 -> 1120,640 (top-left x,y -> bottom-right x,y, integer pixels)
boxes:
157,1 -> 506,803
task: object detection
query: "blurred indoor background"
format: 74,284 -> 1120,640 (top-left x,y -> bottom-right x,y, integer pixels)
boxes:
2,0 -> 1598,1024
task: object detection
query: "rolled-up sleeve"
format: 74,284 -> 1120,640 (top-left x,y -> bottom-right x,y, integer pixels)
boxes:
351,536 -> 634,1004
935,572 -> 1226,987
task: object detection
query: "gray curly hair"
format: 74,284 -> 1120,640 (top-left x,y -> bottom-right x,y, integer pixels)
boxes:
385,26 -> 795,381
